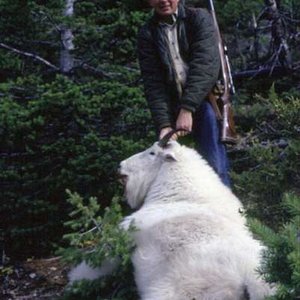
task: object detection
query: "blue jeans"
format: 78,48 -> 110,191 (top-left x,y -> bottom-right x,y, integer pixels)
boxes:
193,101 -> 231,187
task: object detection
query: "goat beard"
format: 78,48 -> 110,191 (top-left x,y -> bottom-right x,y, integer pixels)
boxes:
125,176 -> 152,209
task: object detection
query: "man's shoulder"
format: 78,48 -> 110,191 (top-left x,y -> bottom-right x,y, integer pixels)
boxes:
138,13 -> 166,43
182,6 -> 214,32
138,20 -> 153,41
184,6 -> 212,23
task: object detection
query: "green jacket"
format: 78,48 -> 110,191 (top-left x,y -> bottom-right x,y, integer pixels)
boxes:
138,4 -> 220,130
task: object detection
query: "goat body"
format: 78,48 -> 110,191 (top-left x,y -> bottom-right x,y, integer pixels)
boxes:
71,141 -> 274,300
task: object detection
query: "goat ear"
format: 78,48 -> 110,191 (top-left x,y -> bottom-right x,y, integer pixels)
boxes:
163,151 -> 177,162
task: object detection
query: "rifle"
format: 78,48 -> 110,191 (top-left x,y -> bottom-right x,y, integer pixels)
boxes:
207,0 -> 238,144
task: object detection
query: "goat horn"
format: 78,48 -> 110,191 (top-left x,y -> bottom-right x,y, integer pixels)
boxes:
158,128 -> 190,148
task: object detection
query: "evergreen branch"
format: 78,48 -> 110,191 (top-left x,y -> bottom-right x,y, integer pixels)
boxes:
81,63 -> 112,78
71,60 -> 124,79
31,9 -> 61,34
0,42 -> 59,71
79,226 -> 98,237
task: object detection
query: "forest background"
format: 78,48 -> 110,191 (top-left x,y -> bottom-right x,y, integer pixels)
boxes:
0,0 -> 299,299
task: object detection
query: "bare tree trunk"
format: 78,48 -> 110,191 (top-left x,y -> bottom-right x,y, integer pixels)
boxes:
60,0 -> 75,73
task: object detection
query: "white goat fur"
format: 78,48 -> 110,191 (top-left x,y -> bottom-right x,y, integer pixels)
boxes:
69,141 -> 274,300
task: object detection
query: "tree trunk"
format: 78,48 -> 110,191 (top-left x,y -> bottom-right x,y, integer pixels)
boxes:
60,0 -> 75,73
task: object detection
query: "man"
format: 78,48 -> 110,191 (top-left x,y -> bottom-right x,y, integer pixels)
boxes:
138,0 -> 231,186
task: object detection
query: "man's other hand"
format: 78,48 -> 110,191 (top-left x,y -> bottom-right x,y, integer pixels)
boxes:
159,126 -> 174,140
176,108 -> 192,137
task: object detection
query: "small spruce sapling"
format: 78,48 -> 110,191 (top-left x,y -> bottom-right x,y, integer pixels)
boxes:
249,192 -> 300,300
58,190 -> 137,300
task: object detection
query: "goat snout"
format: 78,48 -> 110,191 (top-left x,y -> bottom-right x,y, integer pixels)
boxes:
117,165 -> 128,186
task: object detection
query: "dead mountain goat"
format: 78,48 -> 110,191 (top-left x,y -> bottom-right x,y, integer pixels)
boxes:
69,134 -> 274,300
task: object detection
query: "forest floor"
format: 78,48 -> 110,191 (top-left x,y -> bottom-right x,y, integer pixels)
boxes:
0,257 -> 68,299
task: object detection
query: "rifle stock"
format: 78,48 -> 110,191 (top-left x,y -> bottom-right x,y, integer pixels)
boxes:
222,103 -> 237,144
207,0 -> 238,144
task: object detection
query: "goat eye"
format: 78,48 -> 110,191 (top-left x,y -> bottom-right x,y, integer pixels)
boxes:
149,151 -> 155,156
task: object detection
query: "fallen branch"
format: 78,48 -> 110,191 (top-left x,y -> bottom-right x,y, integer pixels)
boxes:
0,42 -> 59,71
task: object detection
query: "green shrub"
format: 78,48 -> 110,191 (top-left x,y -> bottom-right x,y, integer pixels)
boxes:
0,75 -> 153,259
232,86 -> 300,228
249,193 -> 300,300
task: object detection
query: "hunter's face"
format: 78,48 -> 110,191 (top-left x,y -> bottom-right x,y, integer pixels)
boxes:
148,0 -> 179,16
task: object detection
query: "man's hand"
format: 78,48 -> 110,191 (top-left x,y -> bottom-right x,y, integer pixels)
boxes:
176,108 -> 193,137
159,127 -> 174,140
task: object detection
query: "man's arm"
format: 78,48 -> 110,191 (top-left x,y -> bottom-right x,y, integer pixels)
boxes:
138,25 -> 173,132
180,8 -> 220,112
